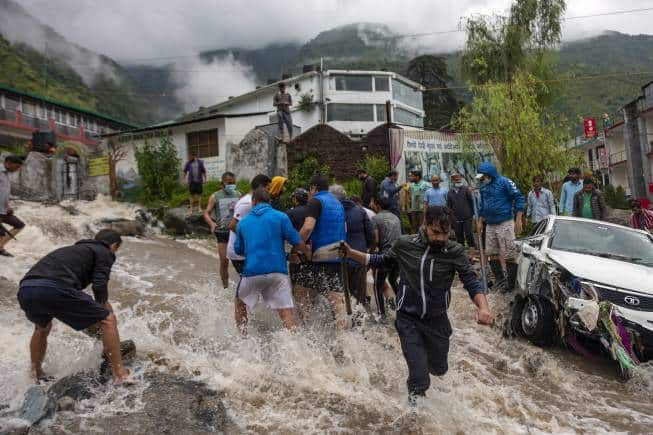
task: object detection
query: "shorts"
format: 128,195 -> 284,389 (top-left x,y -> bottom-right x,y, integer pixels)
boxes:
17,283 -> 109,331
305,262 -> 343,294
346,262 -> 367,303
231,259 -> 245,274
215,229 -> 230,244
236,273 -> 294,310
189,181 -> 203,195
289,262 -> 311,287
0,213 -> 25,235
485,220 -> 518,260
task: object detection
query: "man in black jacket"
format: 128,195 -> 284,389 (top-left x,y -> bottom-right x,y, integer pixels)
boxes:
446,172 -> 476,248
17,229 -> 130,384
357,169 -> 377,208
339,206 -> 493,402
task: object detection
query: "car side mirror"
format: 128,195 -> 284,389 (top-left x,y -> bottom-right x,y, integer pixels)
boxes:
527,238 -> 543,247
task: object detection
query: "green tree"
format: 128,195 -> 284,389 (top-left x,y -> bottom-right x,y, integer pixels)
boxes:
134,136 -> 181,203
406,55 -> 461,128
456,72 -> 581,194
358,154 -> 389,187
461,0 -> 566,86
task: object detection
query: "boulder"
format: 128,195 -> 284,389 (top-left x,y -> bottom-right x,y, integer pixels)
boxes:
100,219 -> 146,237
162,207 -> 210,236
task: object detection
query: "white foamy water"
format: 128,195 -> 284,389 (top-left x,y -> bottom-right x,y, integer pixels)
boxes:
1,198 -> 652,433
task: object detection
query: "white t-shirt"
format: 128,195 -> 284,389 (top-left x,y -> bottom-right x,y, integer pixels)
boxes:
363,207 -> 376,221
227,193 -> 252,260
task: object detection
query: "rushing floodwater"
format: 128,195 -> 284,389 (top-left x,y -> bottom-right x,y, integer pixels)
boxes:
1,197 -> 652,434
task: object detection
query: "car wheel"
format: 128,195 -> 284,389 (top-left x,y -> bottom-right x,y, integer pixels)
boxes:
521,295 -> 556,346
510,296 -> 526,337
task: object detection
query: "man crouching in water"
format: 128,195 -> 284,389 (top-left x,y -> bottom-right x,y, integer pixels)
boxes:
339,206 -> 493,402
17,230 -> 130,385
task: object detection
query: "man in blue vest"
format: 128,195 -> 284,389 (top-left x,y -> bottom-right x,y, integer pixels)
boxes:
300,174 -> 347,328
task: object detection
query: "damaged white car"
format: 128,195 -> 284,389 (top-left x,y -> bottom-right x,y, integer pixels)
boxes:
510,216 -> 653,376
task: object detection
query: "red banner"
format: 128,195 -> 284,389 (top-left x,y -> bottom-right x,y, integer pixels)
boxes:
584,118 -> 597,138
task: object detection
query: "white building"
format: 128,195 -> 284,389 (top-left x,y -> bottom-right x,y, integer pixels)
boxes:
181,69 -> 425,137
105,68 -> 425,183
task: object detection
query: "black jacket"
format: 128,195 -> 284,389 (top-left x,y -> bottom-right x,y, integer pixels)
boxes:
21,240 -> 116,303
446,186 -> 474,221
368,230 -> 485,319
361,176 -> 377,208
341,199 -> 375,252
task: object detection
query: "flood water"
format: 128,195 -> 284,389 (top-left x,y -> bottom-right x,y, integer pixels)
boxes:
1,197 -> 652,434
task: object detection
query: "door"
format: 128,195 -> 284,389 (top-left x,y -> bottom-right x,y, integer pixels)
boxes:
517,219 -> 548,290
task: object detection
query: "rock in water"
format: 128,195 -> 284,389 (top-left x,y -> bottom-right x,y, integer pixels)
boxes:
100,219 -> 145,237
57,397 -> 75,412
16,386 -> 56,425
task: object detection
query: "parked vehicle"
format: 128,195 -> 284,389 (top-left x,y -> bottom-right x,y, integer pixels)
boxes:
510,216 -> 653,375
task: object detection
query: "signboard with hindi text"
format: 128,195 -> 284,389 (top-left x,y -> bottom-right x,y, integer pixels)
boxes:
88,156 -> 110,177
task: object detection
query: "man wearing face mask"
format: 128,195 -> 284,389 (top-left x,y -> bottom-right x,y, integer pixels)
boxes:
204,171 -> 241,289
339,206 -> 492,403
476,162 -> 525,293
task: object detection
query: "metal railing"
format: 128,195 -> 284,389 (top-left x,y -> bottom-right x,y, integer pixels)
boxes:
609,150 -> 627,164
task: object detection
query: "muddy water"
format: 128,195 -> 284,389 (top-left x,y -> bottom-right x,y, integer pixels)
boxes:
1,198 -> 652,434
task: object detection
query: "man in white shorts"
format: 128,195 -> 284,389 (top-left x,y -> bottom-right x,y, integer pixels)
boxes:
234,187 -> 311,331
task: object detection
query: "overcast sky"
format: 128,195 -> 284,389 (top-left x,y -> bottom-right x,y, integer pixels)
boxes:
17,0 -> 653,62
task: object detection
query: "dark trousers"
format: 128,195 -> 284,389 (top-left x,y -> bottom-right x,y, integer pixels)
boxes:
373,266 -> 399,315
277,110 -> 293,139
407,211 -> 424,234
395,311 -> 452,396
453,218 -> 475,248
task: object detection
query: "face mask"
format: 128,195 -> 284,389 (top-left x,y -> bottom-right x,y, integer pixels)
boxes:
429,240 -> 446,251
225,184 -> 236,194
453,182 -> 464,187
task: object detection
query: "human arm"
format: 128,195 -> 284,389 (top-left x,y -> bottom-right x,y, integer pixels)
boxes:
228,217 -> 239,232
454,254 -> 492,325
272,93 -> 279,107
91,248 -> 115,304
299,198 -> 321,241
234,223 -> 244,256
203,195 -> 217,232
338,241 -> 396,268
281,214 -> 311,258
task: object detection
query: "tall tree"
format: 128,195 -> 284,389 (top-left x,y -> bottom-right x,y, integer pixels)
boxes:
456,71 -> 581,194
461,0 -> 566,86
405,55 -> 460,129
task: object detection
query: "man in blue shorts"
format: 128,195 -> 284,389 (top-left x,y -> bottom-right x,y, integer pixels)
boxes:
17,229 -> 130,384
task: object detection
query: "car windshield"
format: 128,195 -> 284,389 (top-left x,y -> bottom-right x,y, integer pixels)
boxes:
550,220 -> 653,266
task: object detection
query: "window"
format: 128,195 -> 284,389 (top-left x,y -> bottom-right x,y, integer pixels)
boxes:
394,107 -> 424,127
392,79 -> 423,110
327,104 -> 374,122
5,97 -> 18,112
376,104 -> 387,122
187,129 -> 219,158
334,75 -> 373,91
374,76 -> 389,92
22,102 -> 35,115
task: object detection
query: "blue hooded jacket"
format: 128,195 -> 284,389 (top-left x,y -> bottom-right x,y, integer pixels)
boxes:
234,203 -> 301,277
478,162 -> 525,225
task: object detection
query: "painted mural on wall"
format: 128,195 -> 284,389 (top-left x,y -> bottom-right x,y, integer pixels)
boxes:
402,131 -> 493,188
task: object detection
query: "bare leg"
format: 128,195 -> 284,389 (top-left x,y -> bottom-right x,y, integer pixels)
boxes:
0,227 -> 22,250
30,322 -> 52,381
293,285 -> 312,325
327,291 -> 347,330
277,308 -> 296,331
99,313 -> 129,384
383,280 -> 395,299
218,243 -> 229,288
235,298 -> 248,334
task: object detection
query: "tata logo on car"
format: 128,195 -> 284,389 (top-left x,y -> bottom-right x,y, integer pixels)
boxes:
624,296 -> 641,306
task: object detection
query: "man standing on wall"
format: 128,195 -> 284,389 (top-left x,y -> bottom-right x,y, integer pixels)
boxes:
204,171 -> 241,290
407,170 -> 430,234
183,153 -> 206,215
0,155 -> 25,257
273,82 -> 293,141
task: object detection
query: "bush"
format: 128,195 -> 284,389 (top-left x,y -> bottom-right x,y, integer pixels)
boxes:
612,185 -> 630,209
342,178 -> 362,198
283,155 -> 330,208
134,136 -> 181,204
358,154 -> 390,185
603,183 -> 615,206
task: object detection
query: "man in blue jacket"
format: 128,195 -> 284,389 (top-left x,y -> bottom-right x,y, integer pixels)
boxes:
300,174 -> 347,328
234,187 -> 311,332
476,162 -> 525,292
339,206 -> 492,402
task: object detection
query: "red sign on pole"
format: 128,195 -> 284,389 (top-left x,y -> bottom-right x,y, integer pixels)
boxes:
584,118 -> 597,138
